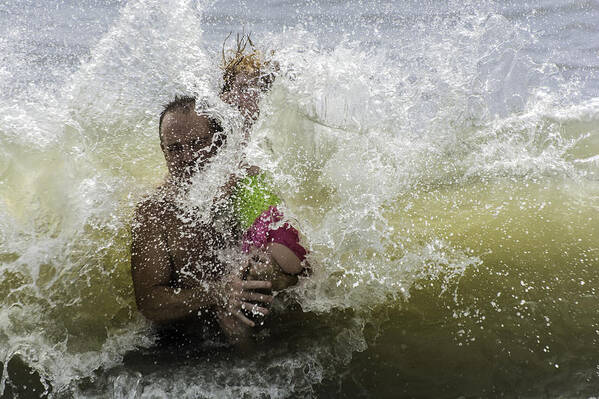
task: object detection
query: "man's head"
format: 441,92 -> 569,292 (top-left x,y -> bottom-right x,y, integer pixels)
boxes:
220,34 -> 275,120
159,96 -> 223,180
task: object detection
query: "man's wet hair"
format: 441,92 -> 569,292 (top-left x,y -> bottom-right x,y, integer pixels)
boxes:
158,95 -> 196,141
158,95 -> 223,144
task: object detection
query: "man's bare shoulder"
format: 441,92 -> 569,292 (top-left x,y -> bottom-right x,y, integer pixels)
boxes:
133,186 -> 173,228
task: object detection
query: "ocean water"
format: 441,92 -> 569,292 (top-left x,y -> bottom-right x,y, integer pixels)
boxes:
0,0 -> 598,397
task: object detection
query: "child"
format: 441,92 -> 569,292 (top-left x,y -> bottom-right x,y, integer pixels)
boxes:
220,34 -> 308,284
232,172 -> 307,280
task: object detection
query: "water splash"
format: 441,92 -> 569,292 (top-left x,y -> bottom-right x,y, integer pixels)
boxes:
0,0 -> 597,397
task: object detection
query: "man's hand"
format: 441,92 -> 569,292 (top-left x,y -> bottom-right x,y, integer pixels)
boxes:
246,249 -> 299,291
215,307 -> 252,348
219,273 -> 273,328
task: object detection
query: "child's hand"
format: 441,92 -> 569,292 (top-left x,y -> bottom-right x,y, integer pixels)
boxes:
217,173 -> 239,200
237,160 -> 261,176
217,165 -> 260,200
245,165 -> 261,176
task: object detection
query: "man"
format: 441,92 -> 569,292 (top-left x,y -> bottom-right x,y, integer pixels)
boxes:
131,37 -> 295,348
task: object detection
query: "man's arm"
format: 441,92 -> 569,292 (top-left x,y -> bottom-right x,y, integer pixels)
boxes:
131,200 -> 273,326
130,201 -> 222,324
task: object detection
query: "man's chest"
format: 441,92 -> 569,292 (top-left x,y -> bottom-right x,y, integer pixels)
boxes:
163,214 -> 227,285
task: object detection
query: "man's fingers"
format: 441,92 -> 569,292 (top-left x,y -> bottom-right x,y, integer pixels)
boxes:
237,263 -> 251,279
233,310 -> 255,327
247,264 -> 273,281
241,291 -> 273,304
249,248 -> 271,264
241,280 -> 272,290
270,273 -> 299,291
241,302 -> 270,317
252,253 -> 270,264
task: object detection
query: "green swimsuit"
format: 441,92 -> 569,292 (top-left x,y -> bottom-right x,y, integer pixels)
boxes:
232,173 -> 280,230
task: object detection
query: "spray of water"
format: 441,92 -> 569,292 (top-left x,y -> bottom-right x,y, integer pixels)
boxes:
0,0 -> 597,396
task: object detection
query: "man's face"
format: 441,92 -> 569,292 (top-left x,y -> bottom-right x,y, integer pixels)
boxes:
221,71 -> 270,120
160,108 -> 223,180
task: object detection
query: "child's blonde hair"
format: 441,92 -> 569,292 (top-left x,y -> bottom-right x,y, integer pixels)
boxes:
221,33 -> 271,93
